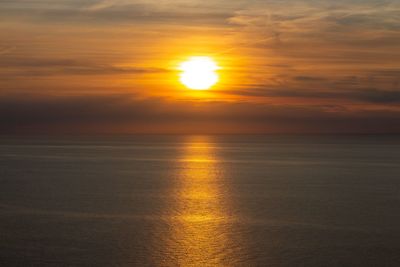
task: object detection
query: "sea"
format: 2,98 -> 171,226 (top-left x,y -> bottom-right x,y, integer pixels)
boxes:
0,135 -> 399,266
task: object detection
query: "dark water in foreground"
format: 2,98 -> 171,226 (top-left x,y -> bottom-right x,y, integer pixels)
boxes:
0,135 -> 400,267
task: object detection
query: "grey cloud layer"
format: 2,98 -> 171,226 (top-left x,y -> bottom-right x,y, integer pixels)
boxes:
1,94 -> 399,133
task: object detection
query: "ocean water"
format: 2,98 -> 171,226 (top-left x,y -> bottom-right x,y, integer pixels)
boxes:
0,135 -> 399,267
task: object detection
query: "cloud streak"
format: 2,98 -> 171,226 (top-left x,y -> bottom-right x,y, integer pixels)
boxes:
0,0 -> 233,25
221,87 -> 400,104
0,57 -> 168,77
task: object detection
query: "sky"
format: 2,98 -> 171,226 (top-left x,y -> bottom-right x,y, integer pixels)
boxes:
1,0 -> 399,134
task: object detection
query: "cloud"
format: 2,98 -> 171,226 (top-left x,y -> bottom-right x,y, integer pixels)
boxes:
221,87 -> 400,104
228,0 -> 400,51
0,93 -> 399,134
353,88 -> 400,104
294,76 -> 327,82
220,67 -> 400,104
0,46 -> 15,55
0,0 -> 233,25
0,57 -> 168,77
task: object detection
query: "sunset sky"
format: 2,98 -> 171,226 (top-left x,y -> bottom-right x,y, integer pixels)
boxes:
1,0 -> 399,134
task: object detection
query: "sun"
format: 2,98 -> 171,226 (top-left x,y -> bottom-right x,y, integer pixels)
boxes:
179,56 -> 220,90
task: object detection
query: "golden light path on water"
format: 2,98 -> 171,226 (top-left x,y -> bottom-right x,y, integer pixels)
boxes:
161,136 -> 237,266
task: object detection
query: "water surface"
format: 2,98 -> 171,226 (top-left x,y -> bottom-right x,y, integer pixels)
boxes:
1,135 -> 399,266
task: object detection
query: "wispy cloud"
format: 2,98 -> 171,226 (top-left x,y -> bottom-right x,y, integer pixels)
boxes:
0,0 -> 233,25
0,46 -> 15,55
0,56 -> 169,77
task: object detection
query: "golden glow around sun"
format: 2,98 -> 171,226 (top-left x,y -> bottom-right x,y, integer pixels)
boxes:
179,57 -> 220,90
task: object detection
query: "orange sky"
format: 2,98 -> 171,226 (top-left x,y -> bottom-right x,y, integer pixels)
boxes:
0,0 -> 399,134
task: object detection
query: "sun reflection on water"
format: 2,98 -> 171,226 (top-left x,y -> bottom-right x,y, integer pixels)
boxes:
164,136 -> 231,266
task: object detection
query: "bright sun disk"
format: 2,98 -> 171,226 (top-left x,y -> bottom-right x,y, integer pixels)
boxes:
179,57 -> 220,90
